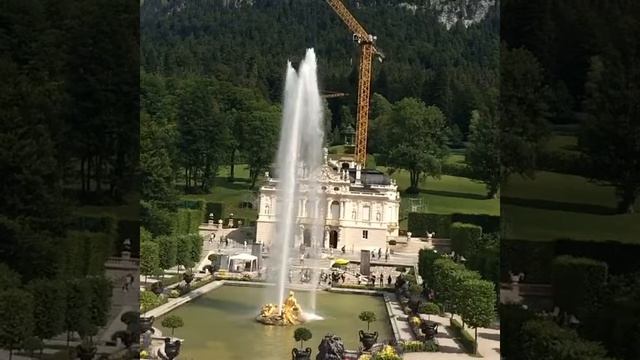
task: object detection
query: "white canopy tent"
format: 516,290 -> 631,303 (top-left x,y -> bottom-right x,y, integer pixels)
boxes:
228,253 -> 258,272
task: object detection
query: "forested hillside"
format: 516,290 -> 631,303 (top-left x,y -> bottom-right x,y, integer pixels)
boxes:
141,0 -> 499,135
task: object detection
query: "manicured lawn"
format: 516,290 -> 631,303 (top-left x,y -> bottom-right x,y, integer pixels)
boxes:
503,204 -> 640,244
377,166 -> 500,229
503,170 -> 640,243
504,171 -> 618,208
543,135 -> 579,154
73,192 -> 139,220
180,164 -> 259,221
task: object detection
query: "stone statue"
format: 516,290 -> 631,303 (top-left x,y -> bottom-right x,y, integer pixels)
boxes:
123,238 -> 131,252
256,291 -> 306,326
157,338 -> 181,360
316,334 -> 344,360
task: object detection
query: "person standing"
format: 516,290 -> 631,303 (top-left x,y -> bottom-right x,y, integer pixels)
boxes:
378,248 -> 382,259
243,240 -> 247,250
387,275 -> 392,286
385,252 -> 389,262
380,275 -> 384,287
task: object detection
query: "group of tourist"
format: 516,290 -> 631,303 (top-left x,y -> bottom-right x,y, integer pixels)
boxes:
370,248 -> 390,262
356,272 -> 392,287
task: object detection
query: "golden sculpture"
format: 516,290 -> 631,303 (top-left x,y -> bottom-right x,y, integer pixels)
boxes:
256,291 -> 306,326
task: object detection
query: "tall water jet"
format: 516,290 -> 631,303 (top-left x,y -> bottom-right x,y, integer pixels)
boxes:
271,48 -> 325,315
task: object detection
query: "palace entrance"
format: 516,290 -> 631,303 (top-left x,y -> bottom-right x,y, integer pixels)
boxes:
329,230 -> 338,248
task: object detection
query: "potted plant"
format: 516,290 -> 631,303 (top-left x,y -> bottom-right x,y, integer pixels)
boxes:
161,315 -> 184,337
292,327 -> 313,360
358,311 -> 378,351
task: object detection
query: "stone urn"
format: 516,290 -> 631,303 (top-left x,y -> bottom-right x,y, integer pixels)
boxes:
140,316 -> 155,334
420,321 -> 438,341
183,272 -> 195,285
158,338 -> 181,360
76,341 -> 97,360
359,330 -> 378,351
292,347 -> 312,360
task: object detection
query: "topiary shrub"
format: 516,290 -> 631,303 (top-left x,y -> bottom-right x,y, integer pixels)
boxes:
358,311 -> 377,332
293,327 -> 313,349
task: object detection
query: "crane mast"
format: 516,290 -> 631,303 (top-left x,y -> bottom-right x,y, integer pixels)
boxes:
325,0 -> 382,165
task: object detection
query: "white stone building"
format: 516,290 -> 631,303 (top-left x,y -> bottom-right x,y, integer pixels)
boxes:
255,157 -> 400,251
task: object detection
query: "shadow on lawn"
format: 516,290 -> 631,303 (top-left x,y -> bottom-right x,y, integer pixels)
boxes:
501,196 -> 617,215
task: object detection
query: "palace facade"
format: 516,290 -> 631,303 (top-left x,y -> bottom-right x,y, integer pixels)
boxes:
255,156 -> 400,251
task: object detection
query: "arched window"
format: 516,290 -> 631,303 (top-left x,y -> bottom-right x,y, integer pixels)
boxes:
330,201 -> 340,219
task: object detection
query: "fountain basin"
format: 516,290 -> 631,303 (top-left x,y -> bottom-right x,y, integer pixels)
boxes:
156,285 -> 392,360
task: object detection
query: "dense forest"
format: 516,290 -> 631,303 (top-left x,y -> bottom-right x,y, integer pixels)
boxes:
0,0 -> 138,357
141,0 -> 499,137
501,1 -> 640,359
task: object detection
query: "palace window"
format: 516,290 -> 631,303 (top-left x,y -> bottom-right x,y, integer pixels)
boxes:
362,230 -> 369,239
362,205 -> 371,221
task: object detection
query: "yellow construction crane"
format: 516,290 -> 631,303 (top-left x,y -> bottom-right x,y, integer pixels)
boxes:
325,0 -> 383,165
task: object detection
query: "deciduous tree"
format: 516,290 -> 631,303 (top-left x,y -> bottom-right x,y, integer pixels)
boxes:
385,98 -> 449,193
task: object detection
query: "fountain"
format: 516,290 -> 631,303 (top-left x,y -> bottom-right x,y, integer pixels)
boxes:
257,290 -> 307,326
260,48 -> 325,324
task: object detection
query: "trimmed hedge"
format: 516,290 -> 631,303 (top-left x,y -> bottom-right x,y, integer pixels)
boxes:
62,231 -> 114,277
173,209 -> 203,235
551,255 -> 607,317
204,202 -> 225,222
442,162 -> 472,178
449,318 -> 476,354
449,222 -> 483,258
407,213 -> 452,237
408,212 -> 499,238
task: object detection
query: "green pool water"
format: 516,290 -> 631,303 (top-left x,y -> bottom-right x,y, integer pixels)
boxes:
156,285 -> 392,360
